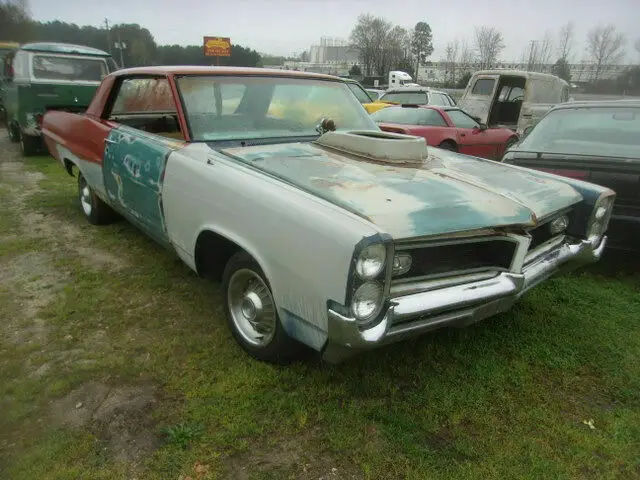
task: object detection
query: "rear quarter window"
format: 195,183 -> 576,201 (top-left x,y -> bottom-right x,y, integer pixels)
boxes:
471,78 -> 496,95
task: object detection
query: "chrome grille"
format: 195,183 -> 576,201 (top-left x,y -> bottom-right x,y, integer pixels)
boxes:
394,236 -> 518,283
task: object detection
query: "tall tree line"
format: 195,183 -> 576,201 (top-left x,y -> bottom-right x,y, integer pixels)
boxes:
0,0 -> 262,68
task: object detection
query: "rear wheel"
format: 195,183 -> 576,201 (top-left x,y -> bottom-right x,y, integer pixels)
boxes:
438,140 -> 457,152
77,173 -> 117,225
222,251 -> 299,364
6,122 -> 19,143
19,131 -> 40,156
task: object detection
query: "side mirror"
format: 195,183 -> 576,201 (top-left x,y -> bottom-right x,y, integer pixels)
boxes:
477,123 -> 488,131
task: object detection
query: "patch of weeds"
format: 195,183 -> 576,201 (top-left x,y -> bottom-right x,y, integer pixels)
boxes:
161,422 -> 205,450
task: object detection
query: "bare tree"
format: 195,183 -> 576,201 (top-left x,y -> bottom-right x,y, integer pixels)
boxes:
557,22 -> 574,61
458,39 -> 475,68
473,26 -> 504,69
526,32 -> 554,72
350,15 -> 414,77
349,14 -> 378,76
586,24 -> 627,82
441,40 -> 459,85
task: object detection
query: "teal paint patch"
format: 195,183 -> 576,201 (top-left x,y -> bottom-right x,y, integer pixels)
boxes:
103,126 -> 177,245
220,142 -> 583,239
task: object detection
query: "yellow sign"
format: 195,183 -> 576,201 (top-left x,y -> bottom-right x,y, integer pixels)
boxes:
203,37 -> 231,57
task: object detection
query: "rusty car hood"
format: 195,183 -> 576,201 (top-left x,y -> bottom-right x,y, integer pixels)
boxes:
220,142 -> 583,239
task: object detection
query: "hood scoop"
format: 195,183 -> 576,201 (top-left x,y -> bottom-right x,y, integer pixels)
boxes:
314,130 -> 428,165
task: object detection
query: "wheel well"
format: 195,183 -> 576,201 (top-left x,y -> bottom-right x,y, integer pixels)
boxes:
194,230 -> 244,280
439,139 -> 457,150
63,158 -> 75,177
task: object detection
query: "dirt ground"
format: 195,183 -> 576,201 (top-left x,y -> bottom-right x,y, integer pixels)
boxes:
0,132 -> 160,473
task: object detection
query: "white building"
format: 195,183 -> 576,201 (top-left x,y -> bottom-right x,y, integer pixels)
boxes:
418,61 -> 632,86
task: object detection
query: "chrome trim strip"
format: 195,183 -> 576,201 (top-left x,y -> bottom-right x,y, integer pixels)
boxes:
391,271 -> 500,297
524,235 -> 565,265
395,233 -> 520,251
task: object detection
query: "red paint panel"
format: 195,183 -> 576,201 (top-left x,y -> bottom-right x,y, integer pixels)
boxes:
42,111 -> 112,165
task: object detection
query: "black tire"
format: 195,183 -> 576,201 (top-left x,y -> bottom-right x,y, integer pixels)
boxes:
20,131 -> 40,156
438,140 -> 457,152
6,122 -> 19,143
77,173 -> 117,225
222,251 -> 299,364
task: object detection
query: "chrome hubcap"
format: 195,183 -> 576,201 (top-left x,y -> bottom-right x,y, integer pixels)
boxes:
80,183 -> 92,216
228,269 -> 276,347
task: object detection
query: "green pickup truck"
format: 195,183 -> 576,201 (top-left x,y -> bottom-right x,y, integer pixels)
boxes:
3,41 -> 118,156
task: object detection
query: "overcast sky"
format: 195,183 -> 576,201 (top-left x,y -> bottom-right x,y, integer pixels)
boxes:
29,0 -> 640,63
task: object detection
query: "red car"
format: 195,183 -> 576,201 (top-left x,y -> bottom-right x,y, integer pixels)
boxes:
370,105 -> 520,160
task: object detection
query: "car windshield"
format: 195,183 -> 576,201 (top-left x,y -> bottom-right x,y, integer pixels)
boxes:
177,75 -> 378,142
32,54 -> 108,82
518,106 -> 640,159
380,91 -> 428,104
371,107 -> 445,126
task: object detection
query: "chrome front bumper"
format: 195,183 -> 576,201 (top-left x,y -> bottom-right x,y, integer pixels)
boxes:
322,235 -> 607,363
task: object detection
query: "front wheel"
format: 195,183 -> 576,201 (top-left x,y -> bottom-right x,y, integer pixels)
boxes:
77,173 -> 117,225
222,251 -> 298,363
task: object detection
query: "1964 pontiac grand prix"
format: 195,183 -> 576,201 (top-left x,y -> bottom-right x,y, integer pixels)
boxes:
41,66 -> 614,363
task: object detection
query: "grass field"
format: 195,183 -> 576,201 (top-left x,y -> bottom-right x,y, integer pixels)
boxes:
1,135 -> 639,479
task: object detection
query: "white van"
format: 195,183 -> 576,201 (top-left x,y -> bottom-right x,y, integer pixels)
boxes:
457,70 -> 570,136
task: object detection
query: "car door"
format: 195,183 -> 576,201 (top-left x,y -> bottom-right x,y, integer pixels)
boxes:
102,76 -> 184,245
444,109 -> 499,159
457,75 -> 500,125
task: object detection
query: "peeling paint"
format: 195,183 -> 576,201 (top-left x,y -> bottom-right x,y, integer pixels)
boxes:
221,142 -> 582,239
103,126 -> 175,244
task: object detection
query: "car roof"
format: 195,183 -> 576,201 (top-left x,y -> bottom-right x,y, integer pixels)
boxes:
19,42 -> 111,57
548,99 -> 640,111
383,86 -> 448,94
377,104 -> 451,113
109,65 -> 343,81
471,69 -> 568,83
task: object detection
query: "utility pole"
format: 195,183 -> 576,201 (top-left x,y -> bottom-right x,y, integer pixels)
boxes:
115,30 -> 126,68
104,18 -> 112,56
527,40 -> 537,72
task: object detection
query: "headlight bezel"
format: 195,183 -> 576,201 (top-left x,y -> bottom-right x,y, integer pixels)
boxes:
345,234 -> 394,327
586,193 -> 615,239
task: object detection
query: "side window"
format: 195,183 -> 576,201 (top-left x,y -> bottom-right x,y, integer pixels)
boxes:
421,110 -> 448,127
446,109 -> 480,129
111,77 -> 176,115
429,93 -> 449,106
507,86 -> 524,101
446,94 -> 456,106
347,83 -> 372,103
109,77 -> 182,139
471,78 -> 496,96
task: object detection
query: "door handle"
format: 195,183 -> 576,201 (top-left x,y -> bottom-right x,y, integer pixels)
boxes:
104,138 -> 116,144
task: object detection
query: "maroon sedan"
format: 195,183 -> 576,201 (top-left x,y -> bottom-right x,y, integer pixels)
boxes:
370,105 -> 520,160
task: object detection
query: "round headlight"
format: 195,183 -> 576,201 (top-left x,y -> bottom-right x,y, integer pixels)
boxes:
355,243 -> 386,279
351,281 -> 384,322
549,215 -> 569,235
